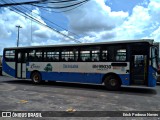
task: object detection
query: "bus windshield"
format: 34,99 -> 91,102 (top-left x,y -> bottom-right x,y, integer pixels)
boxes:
151,46 -> 158,70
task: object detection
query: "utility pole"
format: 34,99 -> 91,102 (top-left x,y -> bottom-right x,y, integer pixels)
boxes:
16,25 -> 22,47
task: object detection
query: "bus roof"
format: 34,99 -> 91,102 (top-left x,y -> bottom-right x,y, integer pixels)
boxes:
4,39 -> 154,50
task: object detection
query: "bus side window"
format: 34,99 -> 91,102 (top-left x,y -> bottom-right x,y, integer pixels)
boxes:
116,49 -> 126,61
28,50 -> 35,61
35,51 -> 42,62
5,50 -> 15,62
61,50 -> 78,62
92,50 -> 100,62
102,50 -> 108,61
24,53 -> 28,62
80,50 -> 91,62
45,51 -> 59,62
61,51 -> 67,61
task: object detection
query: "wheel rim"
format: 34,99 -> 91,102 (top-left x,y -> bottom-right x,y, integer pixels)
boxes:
110,79 -> 116,86
33,74 -> 39,82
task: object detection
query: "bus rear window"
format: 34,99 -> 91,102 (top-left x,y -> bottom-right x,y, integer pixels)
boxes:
5,50 -> 15,62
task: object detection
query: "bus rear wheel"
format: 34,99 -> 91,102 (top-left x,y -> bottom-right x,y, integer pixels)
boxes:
31,72 -> 42,84
104,75 -> 121,91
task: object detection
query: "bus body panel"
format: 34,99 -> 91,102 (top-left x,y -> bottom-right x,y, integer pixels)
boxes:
26,71 -> 130,85
118,74 -> 130,85
26,62 -> 130,85
26,62 -> 130,74
2,60 -> 16,77
148,66 -> 157,87
2,39 -> 158,88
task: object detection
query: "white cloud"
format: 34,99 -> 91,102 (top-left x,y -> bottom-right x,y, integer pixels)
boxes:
114,5 -> 151,40
64,0 -> 128,36
0,7 -> 71,54
110,0 -> 160,41
43,0 -> 160,43
148,0 -> 160,23
63,0 -> 160,42
79,30 -> 116,43
150,26 -> 160,41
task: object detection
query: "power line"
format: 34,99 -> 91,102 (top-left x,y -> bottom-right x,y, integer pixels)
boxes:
0,0 -> 47,7
14,7 -> 81,43
32,1 -> 88,13
10,0 -> 82,40
20,4 -> 82,38
33,0 -> 79,4
1,0 -> 90,12
32,0 -> 90,9
1,0 -> 82,43
0,0 -> 90,43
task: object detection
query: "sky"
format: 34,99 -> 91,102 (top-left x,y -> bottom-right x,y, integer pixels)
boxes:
0,0 -> 160,54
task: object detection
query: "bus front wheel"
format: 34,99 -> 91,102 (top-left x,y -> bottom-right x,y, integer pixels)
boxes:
31,72 -> 42,84
104,75 -> 121,90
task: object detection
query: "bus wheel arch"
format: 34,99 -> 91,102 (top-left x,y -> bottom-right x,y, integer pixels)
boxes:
31,71 -> 42,84
102,73 -> 122,90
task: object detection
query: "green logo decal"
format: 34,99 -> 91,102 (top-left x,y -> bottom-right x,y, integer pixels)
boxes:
44,63 -> 53,72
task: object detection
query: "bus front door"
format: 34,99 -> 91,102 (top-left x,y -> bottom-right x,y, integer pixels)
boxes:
17,52 -> 27,79
131,55 -> 148,85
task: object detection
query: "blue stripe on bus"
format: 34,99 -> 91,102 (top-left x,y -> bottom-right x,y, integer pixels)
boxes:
17,66 -> 157,87
2,60 -> 16,77
1,62 -> 156,87
119,74 -> 130,85
26,71 -> 130,85
148,66 -> 157,87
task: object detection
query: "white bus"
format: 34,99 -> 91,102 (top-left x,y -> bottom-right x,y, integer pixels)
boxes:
2,39 -> 158,90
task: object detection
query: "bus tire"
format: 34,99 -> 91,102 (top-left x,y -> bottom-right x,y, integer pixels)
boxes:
31,72 -> 42,84
104,75 -> 121,91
